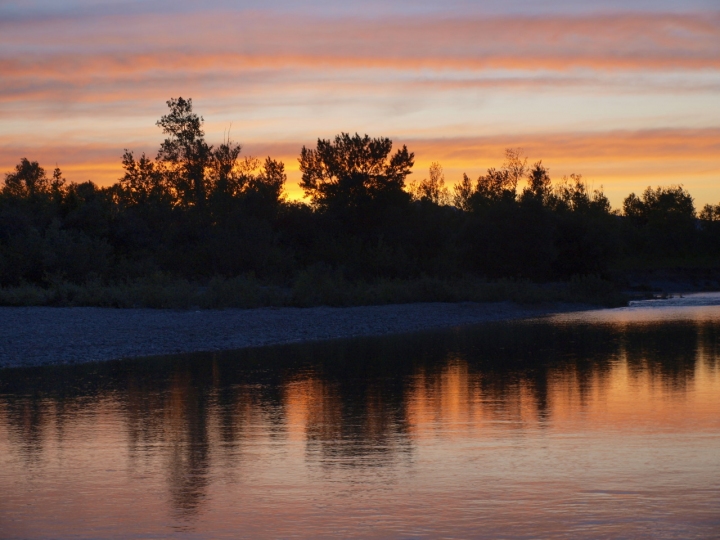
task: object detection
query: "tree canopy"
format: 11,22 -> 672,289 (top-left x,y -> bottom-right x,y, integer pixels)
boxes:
155,97 -> 213,207
1,97 -> 719,293
299,133 -> 414,210
3,158 -> 64,199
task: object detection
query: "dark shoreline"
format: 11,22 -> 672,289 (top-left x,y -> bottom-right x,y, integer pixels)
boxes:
0,301 -> 594,370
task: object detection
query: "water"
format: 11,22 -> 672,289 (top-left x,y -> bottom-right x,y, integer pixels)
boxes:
1,295 -> 720,539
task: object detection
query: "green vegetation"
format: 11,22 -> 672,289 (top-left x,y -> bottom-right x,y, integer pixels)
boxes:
1,97 -> 717,309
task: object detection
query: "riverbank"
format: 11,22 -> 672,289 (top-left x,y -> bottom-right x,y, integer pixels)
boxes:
0,274 -> 626,310
0,301 -> 593,369
614,267 -> 720,295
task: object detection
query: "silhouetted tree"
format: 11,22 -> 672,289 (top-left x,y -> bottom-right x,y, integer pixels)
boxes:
699,202 -> 720,253
3,158 -> 53,199
409,162 -> 450,205
623,186 -> 696,256
548,175 -> 617,277
502,148 -> 528,191
211,139 -> 244,196
549,174 -> 611,214
249,158 -> 286,201
2,99 -> 719,291
700,203 -> 720,223
520,161 -> 552,204
460,149 -> 527,210
452,174 -> 474,211
299,133 -> 414,211
156,97 -> 212,208
624,186 -> 694,225
469,168 -> 515,207
119,151 -> 169,206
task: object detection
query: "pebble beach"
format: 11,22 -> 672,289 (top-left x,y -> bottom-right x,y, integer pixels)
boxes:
0,301 -> 591,369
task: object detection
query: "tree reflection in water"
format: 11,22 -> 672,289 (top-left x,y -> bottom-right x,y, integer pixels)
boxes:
1,313 -> 719,536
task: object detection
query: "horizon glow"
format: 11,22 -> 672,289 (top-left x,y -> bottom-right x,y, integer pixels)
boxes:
1,0 -> 719,207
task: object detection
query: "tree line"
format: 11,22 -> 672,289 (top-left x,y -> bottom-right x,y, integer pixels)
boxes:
1,97 -> 718,290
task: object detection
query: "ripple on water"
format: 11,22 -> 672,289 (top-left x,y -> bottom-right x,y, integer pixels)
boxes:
1,296 -> 720,538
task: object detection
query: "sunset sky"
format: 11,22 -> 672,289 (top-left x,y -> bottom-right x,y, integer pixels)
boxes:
1,0 -> 719,206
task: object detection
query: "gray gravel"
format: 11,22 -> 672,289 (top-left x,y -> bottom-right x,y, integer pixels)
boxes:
0,301 -> 591,369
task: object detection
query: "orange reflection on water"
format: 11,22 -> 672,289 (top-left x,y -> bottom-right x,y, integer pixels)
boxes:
1,312 -> 720,538
284,375 -> 341,444
405,349 -> 720,443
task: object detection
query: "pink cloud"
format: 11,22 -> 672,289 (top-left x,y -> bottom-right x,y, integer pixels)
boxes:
2,12 -> 718,80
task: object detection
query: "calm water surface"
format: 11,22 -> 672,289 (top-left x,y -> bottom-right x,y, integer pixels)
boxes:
1,295 -> 720,538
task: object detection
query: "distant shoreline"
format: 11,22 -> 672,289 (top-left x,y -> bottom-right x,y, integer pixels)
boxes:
0,301 -> 594,370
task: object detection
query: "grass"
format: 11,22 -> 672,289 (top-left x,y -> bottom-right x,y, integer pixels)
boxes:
0,272 -> 628,309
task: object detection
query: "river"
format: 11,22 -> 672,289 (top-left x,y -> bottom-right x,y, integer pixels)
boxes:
1,294 -> 719,538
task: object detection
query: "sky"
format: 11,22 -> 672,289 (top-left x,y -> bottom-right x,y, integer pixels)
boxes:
1,0 -> 719,207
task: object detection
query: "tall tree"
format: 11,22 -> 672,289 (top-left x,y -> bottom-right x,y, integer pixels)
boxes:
156,97 -> 212,207
623,185 -> 696,256
623,185 -> 695,225
3,158 -> 51,198
119,151 -> 168,206
452,173 -> 474,211
210,139 -> 245,197
457,148 -> 528,210
410,162 -> 450,205
299,133 -> 414,211
520,161 -> 552,204
502,148 -> 528,192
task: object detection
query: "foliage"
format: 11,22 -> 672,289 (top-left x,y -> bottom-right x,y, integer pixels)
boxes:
623,185 -> 696,256
409,162 -> 450,205
299,132 -> 414,211
1,98 -> 718,308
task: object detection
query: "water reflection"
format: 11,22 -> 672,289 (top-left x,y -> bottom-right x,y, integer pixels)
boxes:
1,307 -> 719,538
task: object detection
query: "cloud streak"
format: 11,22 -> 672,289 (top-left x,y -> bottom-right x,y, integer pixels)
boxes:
406,128 -> 720,164
1,4 -> 718,205
2,12 -> 719,76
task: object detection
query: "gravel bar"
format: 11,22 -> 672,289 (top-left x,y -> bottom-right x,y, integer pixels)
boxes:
0,302 -> 591,369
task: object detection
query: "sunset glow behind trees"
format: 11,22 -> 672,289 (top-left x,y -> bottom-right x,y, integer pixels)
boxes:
0,0 -> 718,205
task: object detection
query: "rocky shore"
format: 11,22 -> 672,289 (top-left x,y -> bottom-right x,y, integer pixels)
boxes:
0,301 -> 592,369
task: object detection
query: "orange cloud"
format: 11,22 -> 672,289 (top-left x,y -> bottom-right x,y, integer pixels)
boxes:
404,128 -> 720,165
1,12 -> 718,86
